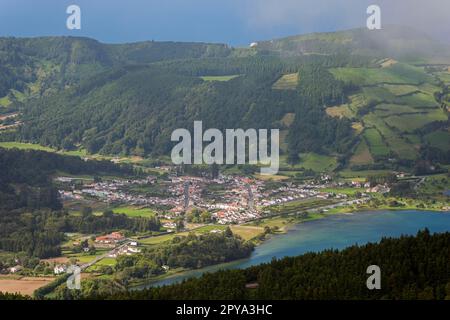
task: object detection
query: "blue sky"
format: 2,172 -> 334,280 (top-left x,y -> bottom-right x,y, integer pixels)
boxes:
0,0 -> 448,46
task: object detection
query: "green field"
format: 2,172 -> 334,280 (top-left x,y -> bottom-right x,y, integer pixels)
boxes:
425,130 -> 450,151
190,225 -> 228,234
361,87 -> 437,108
279,152 -> 337,172
362,86 -> 396,104
382,84 -> 419,96
384,109 -> 447,132
322,187 -> 366,196
436,72 -> 450,84
200,75 -> 240,82
111,206 -> 156,218
338,169 -> 393,179
373,104 -> 423,117
350,139 -> 373,165
272,73 -> 299,90
363,113 -> 417,159
394,92 -> 438,108
330,63 -> 433,86
230,225 -> 264,240
138,233 -> 179,245
0,96 -> 11,107
267,198 -> 336,215
363,128 -> 389,157
0,141 -> 55,152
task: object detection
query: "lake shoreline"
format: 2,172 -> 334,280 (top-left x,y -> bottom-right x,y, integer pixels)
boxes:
130,208 -> 450,290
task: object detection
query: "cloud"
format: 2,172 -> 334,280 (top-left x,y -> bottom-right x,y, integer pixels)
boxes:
241,0 -> 450,42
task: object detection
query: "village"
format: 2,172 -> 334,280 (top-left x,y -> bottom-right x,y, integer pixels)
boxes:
56,171 -> 389,225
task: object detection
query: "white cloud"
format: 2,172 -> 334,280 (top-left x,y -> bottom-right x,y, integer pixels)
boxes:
240,0 -> 449,42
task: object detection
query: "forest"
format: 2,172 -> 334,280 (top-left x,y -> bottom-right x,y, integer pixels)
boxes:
0,147 -> 134,210
0,148 -> 158,258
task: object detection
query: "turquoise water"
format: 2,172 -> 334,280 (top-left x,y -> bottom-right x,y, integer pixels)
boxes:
141,210 -> 450,288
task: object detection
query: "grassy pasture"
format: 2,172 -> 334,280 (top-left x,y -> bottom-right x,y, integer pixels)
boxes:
363,113 -> 417,159
436,72 -> 450,84
394,92 -> 438,108
349,139 -> 373,165
361,87 -> 437,108
111,206 -> 156,218
272,73 -> 299,90
362,86 -> 396,104
352,122 -> 364,134
382,84 -> 418,96
230,225 -> 264,240
0,141 -> 55,152
364,128 -> 389,156
280,152 -> 337,172
373,104 -> 422,117
325,104 -> 354,118
417,83 -> 441,96
425,130 -> 450,151
200,75 -> 240,82
384,109 -> 447,132
0,96 -> 11,107
330,63 -> 432,86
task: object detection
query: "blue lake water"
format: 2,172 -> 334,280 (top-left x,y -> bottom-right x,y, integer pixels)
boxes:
141,210 -> 450,288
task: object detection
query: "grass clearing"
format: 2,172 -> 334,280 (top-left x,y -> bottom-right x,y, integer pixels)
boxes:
373,104 -> 424,117
363,113 -> 417,159
425,130 -> 450,151
272,73 -> 299,90
279,153 -> 337,172
138,233 -> 182,245
200,75 -> 240,82
325,104 -> 354,118
0,141 -> 55,152
384,109 -> 447,132
280,113 -> 295,127
330,63 -> 432,86
352,122 -> 364,134
350,139 -> 374,165
111,206 -> 156,218
394,92 -> 438,108
382,84 -> 418,96
364,128 -> 389,157
230,225 -> 264,240
338,169 -> 392,179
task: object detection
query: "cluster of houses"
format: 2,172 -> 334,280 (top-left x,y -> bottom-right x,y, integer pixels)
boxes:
95,232 -> 125,244
213,209 -> 261,224
108,241 -> 141,258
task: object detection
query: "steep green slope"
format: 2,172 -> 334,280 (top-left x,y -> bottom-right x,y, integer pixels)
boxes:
0,36 -> 233,107
0,27 -> 449,172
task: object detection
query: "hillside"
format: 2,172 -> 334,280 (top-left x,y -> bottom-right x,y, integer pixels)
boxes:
0,26 -> 449,173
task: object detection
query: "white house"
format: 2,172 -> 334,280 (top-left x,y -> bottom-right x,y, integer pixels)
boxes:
54,265 -> 67,275
9,265 -> 23,273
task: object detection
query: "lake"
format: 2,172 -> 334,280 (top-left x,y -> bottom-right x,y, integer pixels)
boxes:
140,210 -> 450,288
